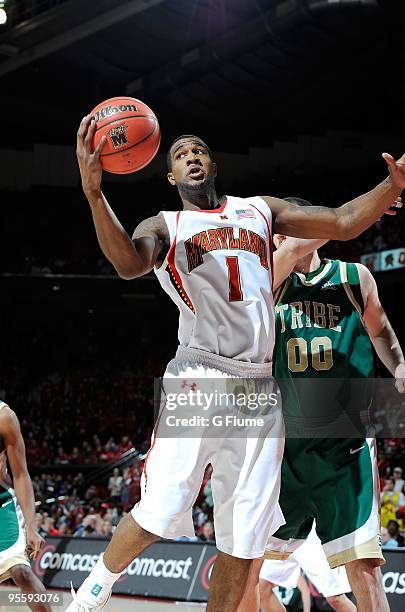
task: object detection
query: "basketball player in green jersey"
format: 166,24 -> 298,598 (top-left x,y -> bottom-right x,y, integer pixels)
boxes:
0,401 -> 51,612
239,197 -> 404,612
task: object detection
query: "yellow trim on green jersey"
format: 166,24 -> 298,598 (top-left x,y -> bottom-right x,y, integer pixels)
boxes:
294,259 -> 333,287
340,261 -> 365,327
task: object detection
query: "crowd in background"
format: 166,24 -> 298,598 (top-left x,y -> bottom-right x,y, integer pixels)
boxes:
379,441 -> 405,548
27,439 -> 405,546
32,461 -> 215,543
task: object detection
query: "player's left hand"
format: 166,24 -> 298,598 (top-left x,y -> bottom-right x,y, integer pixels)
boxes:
26,526 -> 45,560
394,364 -> 405,393
382,152 -> 405,191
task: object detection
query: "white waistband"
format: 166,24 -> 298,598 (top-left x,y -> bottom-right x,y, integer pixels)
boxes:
170,346 -> 272,378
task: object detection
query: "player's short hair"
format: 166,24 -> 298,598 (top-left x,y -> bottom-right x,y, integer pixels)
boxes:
284,196 -> 313,207
166,134 -> 213,170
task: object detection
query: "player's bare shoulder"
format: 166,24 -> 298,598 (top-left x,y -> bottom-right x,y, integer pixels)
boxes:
132,213 -> 168,240
0,403 -> 17,436
354,262 -> 379,306
355,262 -> 378,290
132,212 -> 170,268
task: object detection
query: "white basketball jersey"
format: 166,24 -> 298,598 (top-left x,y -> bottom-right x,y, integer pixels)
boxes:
155,196 -> 275,363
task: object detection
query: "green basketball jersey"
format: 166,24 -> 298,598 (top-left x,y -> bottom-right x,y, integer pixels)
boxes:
274,259 -> 373,378
274,259 -> 374,429
0,401 -> 22,553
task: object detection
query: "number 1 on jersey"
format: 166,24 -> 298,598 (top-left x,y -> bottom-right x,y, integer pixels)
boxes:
226,256 -> 244,301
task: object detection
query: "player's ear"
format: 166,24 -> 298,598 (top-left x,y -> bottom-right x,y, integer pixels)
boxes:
167,172 -> 176,186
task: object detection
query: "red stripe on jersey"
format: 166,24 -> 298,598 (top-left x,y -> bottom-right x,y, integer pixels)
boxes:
249,203 -> 274,288
188,197 -> 228,214
167,211 -> 196,314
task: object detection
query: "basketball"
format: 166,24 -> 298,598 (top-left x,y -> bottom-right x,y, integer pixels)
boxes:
89,96 -> 160,174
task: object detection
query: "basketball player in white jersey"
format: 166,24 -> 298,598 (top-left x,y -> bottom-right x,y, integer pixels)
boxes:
68,114 -> 405,612
0,401 -> 51,612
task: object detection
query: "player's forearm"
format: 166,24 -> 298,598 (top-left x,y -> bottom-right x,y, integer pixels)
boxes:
336,176 -> 401,240
273,239 -> 327,290
85,189 -> 143,279
290,238 -> 327,258
13,473 -> 36,529
370,321 -> 405,377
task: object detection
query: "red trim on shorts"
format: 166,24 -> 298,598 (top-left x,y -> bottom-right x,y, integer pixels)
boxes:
166,211 -> 196,314
143,401 -> 165,493
249,203 -> 274,288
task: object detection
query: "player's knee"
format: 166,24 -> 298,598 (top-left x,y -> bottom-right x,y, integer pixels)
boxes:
214,551 -> 253,578
138,524 -> 160,544
126,512 -> 159,544
217,551 -> 252,566
348,557 -> 381,579
10,564 -> 36,586
347,558 -> 384,597
259,578 -> 273,596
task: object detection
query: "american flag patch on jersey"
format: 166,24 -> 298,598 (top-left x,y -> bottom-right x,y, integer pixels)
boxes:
236,209 -> 255,219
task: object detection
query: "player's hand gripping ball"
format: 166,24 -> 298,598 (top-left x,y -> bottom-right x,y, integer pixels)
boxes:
89,96 -> 161,174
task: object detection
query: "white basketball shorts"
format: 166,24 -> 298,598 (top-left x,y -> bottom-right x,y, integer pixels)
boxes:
260,523 -> 351,597
131,348 -> 285,559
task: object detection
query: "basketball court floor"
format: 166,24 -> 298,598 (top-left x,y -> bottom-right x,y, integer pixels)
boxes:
0,585 -> 206,611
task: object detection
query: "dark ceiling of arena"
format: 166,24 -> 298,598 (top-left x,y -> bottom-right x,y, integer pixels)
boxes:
0,0 -> 403,151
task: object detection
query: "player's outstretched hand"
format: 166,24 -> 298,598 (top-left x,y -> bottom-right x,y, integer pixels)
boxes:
76,115 -> 106,195
26,526 -> 45,560
382,152 -> 405,191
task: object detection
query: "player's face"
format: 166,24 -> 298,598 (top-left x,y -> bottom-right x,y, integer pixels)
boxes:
167,139 -> 217,191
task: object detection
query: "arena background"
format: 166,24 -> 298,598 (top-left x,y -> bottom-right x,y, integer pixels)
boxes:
0,0 -> 404,610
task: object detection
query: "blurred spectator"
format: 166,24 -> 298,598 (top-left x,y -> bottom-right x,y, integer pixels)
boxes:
381,527 -> 399,548
55,447 -> 69,465
194,501 -> 210,529
203,478 -> 213,509
108,468 -> 123,505
392,466 -> 405,493
199,521 -> 215,543
100,519 -> 113,538
381,527 -> 390,545
381,479 -> 405,527
386,520 -> 405,547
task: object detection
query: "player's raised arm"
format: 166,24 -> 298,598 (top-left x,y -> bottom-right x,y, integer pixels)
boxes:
76,115 -> 167,279
262,153 -> 405,240
0,406 -> 44,559
356,263 -> 405,393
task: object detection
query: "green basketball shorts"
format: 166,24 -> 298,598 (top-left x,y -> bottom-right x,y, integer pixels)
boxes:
264,438 -> 384,569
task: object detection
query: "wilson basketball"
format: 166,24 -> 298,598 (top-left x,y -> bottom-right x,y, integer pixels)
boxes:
90,96 -> 160,174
